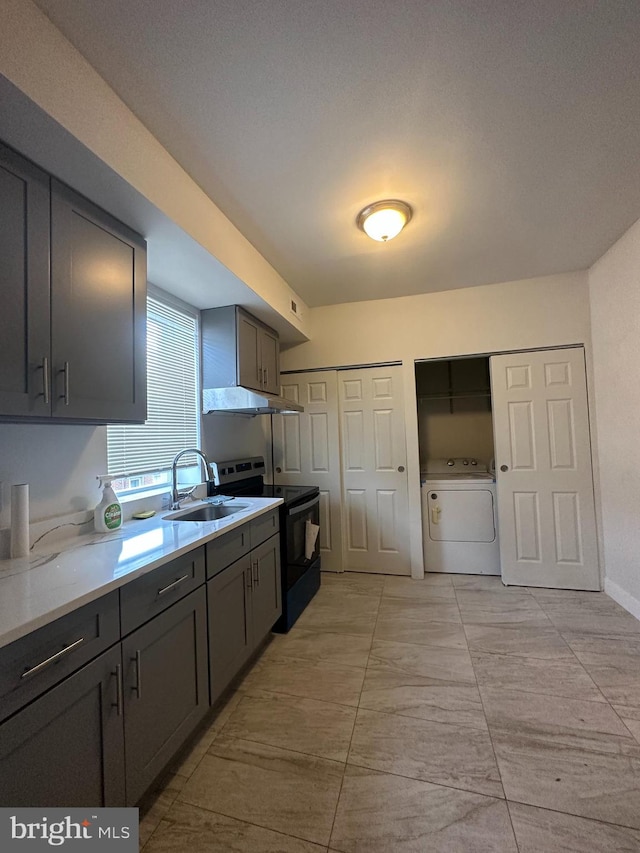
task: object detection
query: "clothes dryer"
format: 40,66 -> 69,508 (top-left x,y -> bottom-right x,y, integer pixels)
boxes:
421,458 -> 499,575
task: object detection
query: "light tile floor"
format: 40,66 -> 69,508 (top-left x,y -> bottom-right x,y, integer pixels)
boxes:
140,573 -> 640,851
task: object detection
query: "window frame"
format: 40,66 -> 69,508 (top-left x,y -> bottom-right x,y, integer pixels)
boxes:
106,285 -> 202,498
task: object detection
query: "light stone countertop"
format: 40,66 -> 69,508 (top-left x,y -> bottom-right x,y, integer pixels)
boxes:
0,497 -> 282,650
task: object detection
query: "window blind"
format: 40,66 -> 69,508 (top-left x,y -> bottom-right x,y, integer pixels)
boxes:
107,294 -> 199,475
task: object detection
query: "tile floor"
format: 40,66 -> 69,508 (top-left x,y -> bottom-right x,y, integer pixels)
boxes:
139,572 -> 640,851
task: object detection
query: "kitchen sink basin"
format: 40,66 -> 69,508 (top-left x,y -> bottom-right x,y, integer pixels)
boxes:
165,503 -> 249,522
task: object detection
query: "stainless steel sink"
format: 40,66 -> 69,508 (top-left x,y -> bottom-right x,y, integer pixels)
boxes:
164,503 -> 249,522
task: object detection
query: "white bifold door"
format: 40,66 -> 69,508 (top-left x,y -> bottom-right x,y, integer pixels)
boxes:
274,366 -> 410,575
275,371 -> 343,572
490,347 -> 599,590
339,367 -> 409,575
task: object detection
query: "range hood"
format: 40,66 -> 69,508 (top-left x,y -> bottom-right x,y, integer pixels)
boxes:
202,386 -> 303,416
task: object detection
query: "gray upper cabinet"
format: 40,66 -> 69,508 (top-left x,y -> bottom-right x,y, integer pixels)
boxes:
51,179 -> 147,423
0,141 -> 147,424
0,144 -> 51,417
202,305 -> 280,395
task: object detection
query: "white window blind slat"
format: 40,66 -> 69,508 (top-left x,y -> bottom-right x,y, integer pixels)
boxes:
107,294 -> 199,476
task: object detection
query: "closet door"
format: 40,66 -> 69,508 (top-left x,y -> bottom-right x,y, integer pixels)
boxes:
274,371 -> 343,572
339,366 -> 410,575
490,347 -> 599,589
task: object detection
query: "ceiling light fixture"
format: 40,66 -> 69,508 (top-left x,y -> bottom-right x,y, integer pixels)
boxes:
356,199 -> 413,242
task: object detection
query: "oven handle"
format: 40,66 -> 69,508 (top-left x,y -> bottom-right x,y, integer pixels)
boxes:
287,495 -> 320,518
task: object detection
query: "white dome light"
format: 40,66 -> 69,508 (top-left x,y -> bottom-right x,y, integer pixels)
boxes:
356,200 -> 413,242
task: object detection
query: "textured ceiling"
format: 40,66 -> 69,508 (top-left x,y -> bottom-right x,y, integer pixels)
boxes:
33,0 -> 640,306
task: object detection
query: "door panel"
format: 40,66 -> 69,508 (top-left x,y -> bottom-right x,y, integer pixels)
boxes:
208,555 -> 253,702
339,366 -> 410,575
237,312 -> 261,390
275,371 -> 343,572
491,347 -> 599,589
50,179 -> 146,423
0,144 -> 51,417
251,535 -> 282,643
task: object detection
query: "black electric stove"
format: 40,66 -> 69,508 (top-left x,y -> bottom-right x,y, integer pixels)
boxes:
208,456 -> 321,632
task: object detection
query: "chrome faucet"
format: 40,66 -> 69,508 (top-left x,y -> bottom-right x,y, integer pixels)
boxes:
171,447 -> 212,510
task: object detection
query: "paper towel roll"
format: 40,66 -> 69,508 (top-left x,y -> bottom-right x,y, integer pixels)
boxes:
10,483 -> 30,559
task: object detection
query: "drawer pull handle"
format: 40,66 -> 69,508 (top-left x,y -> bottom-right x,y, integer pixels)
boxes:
131,650 -> 142,699
21,637 -> 85,680
112,663 -> 123,716
157,574 -> 189,597
252,560 -> 260,587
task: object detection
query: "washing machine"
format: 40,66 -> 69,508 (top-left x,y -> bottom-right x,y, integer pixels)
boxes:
421,457 -> 500,575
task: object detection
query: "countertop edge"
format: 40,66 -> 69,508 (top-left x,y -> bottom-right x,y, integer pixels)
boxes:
0,498 -> 283,650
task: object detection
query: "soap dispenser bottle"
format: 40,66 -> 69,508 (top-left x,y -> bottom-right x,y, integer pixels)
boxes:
94,476 -> 123,532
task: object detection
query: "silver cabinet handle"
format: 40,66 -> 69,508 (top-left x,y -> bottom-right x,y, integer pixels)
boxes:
21,637 -> 85,680
264,367 -> 268,388
59,361 -> 70,405
131,650 -> 142,699
246,568 -> 252,589
252,560 -> 259,587
39,356 -> 50,405
112,663 -> 123,716
157,574 -> 189,597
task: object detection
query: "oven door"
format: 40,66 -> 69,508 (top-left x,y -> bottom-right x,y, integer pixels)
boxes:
285,494 -> 320,589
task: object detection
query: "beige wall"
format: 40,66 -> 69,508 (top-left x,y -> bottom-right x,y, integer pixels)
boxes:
282,272 -> 593,578
589,216 -> 640,617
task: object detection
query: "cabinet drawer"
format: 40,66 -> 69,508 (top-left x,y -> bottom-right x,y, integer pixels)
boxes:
251,510 -> 280,549
120,548 -> 205,636
206,525 -> 251,580
0,591 -> 120,723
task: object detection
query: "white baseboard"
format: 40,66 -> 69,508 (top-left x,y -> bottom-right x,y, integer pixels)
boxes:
604,577 -> 640,621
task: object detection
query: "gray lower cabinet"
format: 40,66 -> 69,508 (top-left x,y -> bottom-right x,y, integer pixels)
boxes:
251,535 -> 282,643
208,533 -> 281,704
0,645 -> 125,807
121,586 -> 209,805
0,513 -> 279,807
208,554 -> 253,703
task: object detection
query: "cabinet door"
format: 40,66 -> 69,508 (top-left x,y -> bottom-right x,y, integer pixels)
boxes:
251,534 -> 282,645
122,587 -> 208,805
0,645 -> 125,807
260,327 -> 279,394
208,555 -> 253,704
50,179 -> 147,423
0,143 -> 51,418
237,310 -> 262,391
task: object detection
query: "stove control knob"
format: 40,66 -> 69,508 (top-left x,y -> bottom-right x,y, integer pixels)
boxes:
446,458 -> 455,466
462,459 -> 469,465
471,459 -> 477,466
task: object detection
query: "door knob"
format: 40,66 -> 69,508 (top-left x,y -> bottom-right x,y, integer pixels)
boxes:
398,465 -> 405,472
500,464 -> 509,472
275,466 -> 282,474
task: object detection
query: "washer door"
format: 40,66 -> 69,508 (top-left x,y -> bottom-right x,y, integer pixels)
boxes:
427,489 -> 496,543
